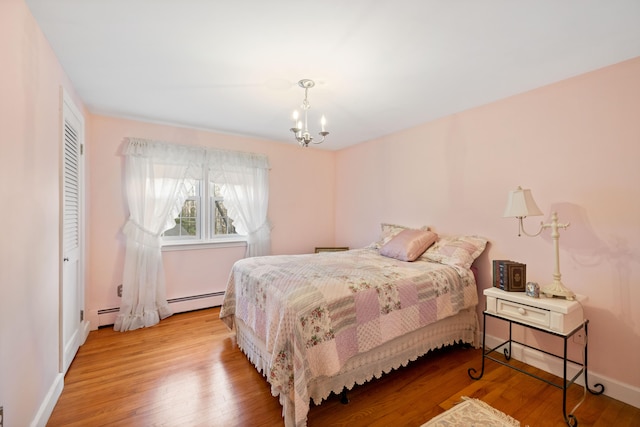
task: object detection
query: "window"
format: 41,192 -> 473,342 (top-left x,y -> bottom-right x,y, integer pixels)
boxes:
210,183 -> 236,237
163,175 -> 241,246
163,181 -> 201,239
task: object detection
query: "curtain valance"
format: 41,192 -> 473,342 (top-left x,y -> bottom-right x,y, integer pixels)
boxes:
123,137 -> 270,169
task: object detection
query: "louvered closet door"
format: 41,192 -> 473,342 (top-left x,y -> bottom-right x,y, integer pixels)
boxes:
61,90 -> 85,374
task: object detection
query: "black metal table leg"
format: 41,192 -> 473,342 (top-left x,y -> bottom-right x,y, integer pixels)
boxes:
505,321 -> 512,361
583,321 -> 605,395
563,333 -> 578,426
468,312 -> 487,380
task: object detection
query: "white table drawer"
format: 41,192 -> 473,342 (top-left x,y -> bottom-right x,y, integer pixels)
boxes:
496,299 -> 550,328
484,288 -> 586,334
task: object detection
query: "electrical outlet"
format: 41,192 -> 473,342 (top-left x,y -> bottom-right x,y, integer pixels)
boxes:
573,331 -> 586,345
117,284 -> 123,297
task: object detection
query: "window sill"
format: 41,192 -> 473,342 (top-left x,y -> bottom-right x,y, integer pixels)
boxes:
161,238 -> 247,252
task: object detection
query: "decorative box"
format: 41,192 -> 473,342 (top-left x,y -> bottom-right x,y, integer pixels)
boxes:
492,260 -> 526,292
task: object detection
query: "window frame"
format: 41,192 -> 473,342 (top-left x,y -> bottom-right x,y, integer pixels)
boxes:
161,170 -> 247,251
161,181 -> 201,241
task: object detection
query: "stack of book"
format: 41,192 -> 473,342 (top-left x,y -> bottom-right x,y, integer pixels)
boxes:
492,260 -> 526,292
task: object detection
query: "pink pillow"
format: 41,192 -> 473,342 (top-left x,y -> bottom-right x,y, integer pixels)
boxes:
371,223 -> 430,249
380,229 -> 438,262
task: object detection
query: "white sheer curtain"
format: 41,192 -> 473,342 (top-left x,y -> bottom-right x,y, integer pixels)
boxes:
114,138 -> 203,332
115,138 -> 270,331
209,150 -> 271,257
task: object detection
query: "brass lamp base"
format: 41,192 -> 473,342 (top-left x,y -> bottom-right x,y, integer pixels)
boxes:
542,280 -> 575,300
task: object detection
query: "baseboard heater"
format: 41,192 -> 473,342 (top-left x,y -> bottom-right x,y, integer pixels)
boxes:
96,291 -> 225,327
166,291 -> 225,304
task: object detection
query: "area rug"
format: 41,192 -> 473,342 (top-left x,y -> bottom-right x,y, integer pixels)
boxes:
421,396 -> 520,427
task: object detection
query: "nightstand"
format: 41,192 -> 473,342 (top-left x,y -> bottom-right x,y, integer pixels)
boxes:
469,287 -> 605,426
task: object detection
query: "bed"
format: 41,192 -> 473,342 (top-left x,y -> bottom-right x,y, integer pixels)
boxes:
220,225 -> 487,427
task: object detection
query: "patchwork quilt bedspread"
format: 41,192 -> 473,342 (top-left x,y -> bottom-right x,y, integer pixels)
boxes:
219,248 -> 478,425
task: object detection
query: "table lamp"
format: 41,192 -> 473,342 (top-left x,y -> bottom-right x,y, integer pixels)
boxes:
503,186 -> 575,300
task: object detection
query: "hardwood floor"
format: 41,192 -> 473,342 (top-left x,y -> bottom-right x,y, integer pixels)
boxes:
47,307 -> 639,427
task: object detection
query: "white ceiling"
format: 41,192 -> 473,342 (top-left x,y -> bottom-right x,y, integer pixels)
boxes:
25,0 -> 640,150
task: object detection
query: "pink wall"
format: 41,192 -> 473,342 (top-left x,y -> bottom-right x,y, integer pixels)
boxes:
335,58 -> 640,403
0,0 -> 87,425
86,115 -> 336,318
4,0 -> 639,422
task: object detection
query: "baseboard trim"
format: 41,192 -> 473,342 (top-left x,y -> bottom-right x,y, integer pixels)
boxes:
81,320 -> 90,344
30,373 -> 63,427
90,292 -> 225,329
484,333 -> 640,409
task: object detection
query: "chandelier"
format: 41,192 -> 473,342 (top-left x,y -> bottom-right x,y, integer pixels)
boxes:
290,79 -> 329,147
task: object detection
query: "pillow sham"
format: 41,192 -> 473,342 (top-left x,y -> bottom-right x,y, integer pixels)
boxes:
421,235 -> 488,269
372,223 -> 430,249
380,229 -> 438,262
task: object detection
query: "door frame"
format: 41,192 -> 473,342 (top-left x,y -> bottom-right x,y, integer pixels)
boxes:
59,88 -> 89,374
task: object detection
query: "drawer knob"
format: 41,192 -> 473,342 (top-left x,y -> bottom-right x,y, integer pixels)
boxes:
518,307 -> 526,315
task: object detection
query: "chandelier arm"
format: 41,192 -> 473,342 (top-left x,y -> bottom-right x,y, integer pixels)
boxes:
312,135 -> 326,144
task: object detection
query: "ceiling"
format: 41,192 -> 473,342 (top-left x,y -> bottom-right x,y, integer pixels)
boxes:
25,0 -> 640,150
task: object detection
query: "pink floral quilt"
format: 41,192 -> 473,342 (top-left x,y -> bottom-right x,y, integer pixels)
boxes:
219,248 -> 478,426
